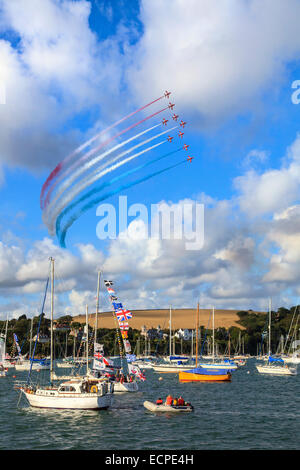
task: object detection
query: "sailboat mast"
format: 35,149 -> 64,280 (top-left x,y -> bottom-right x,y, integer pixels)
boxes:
212,306 -> 215,361
94,270 -> 101,351
86,304 -> 89,376
268,298 -> 272,356
169,306 -> 172,357
29,317 -> 33,359
196,303 -> 199,368
50,257 -> 54,383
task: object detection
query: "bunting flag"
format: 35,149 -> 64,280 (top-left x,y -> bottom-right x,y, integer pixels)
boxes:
13,333 -> 22,357
115,308 -> 133,322
104,280 -> 134,356
119,321 -> 129,330
128,363 -> 146,381
94,343 -> 104,353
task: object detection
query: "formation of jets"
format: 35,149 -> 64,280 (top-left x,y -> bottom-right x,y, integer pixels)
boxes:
162,91 -> 194,163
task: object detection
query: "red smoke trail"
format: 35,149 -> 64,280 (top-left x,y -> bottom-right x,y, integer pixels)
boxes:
40,94 -> 166,209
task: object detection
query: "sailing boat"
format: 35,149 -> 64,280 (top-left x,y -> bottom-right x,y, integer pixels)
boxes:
256,299 -> 297,376
0,317 -> 15,370
197,306 -> 238,372
152,306 -> 191,373
15,318 -> 50,371
179,303 -> 232,382
18,258 -> 114,409
0,322 -> 8,376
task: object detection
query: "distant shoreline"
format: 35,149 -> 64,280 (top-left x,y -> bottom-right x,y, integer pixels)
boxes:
73,308 -> 264,330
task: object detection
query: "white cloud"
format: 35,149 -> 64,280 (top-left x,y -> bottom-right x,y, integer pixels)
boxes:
127,0 -> 300,125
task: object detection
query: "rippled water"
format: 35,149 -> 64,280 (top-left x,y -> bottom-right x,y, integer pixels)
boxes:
1,359 -> 300,450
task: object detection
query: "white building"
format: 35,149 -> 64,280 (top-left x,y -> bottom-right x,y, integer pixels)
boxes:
174,329 -> 193,340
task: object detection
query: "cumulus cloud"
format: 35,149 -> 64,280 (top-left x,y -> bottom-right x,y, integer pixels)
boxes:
0,0 -> 128,175
127,0 -> 300,125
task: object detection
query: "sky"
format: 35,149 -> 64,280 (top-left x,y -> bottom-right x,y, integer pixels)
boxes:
1,0 -> 300,320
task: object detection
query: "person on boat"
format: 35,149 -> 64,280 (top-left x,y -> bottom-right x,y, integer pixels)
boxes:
165,394 -> 173,406
156,398 -> 163,405
173,398 -> 178,406
177,396 -> 185,406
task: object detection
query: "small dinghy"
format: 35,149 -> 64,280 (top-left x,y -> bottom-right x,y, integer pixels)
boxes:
143,400 -> 193,413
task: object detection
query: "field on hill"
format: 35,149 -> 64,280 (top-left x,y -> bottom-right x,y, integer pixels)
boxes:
72,308 -> 262,330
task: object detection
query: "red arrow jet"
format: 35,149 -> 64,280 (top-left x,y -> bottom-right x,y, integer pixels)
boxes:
187,156 -> 194,163
162,118 -> 168,126
178,131 -> 184,138
167,135 -> 173,142
164,90 -> 171,98
180,120 -> 186,128
168,102 -> 175,110
183,144 -> 189,151
172,114 -> 179,121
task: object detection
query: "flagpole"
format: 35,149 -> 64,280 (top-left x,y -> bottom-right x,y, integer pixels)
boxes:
196,303 -> 199,368
94,270 -> 101,352
86,304 -> 89,376
169,305 -> 172,357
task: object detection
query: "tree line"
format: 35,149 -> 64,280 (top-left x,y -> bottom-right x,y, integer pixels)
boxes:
0,306 -> 299,358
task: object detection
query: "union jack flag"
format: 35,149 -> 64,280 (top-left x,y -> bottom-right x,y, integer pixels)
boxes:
115,308 -> 132,321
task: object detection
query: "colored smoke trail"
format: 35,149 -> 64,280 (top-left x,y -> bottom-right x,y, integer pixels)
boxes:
43,123 -> 163,211
45,139 -> 168,235
40,94 -> 166,208
56,147 -> 183,239
44,125 -> 178,232
58,158 -> 187,248
41,104 -> 169,209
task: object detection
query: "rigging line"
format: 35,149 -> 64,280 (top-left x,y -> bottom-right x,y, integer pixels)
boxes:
26,276 -> 50,386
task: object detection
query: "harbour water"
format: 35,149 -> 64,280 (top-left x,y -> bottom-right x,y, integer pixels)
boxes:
1,358 -> 299,450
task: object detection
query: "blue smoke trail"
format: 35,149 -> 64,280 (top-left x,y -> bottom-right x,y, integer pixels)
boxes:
56,147 -> 183,241
59,158 -> 187,248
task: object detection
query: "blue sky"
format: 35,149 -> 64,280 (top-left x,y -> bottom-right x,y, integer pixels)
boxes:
1,0 -> 300,319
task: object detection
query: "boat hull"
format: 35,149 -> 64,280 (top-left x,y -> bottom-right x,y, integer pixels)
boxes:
256,365 -> 297,375
113,381 -> 139,392
179,371 -> 231,382
22,390 -> 113,409
15,362 -> 50,371
152,364 -> 191,373
143,401 -> 193,412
